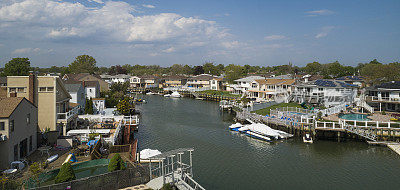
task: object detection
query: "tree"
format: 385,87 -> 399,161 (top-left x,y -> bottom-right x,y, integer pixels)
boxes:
68,55 -> 98,74
55,163 -> 76,184
108,153 -> 126,172
193,66 -> 204,75
29,162 -> 43,187
224,64 -> 246,83
117,97 -> 133,116
3,58 -> 31,76
304,62 -> 321,75
84,98 -> 94,114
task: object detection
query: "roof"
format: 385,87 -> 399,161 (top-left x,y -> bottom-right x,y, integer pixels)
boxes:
63,78 -> 81,84
234,76 -> 265,82
83,81 -> 99,87
0,77 -> 6,84
336,76 -> 366,81
69,102 -> 80,108
0,97 -> 32,118
189,74 -> 215,81
92,98 -> 105,101
269,74 -> 293,79
64,83 -> 82,93
164,75 -> 187,80
375,81 -> 400,90
266,79 -> 295,85
312,79 -> 358,88
254,79 -> 267,85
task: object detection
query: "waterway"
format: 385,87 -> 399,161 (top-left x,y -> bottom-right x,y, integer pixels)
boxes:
136,95 -> 400,189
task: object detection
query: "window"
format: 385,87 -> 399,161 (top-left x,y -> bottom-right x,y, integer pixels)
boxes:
318,88 -> 323,91
47,87 -> 54,92
9,88 -> 16,93
17,88 -> 25,92
27,113 -> 30,124
0,122 -> 4,130
89,89 -> 92,93
10,120 -> 14,132
29,136 -> 32,152
39,87 -> 46,92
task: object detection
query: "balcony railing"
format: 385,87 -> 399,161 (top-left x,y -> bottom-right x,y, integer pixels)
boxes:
57,106 -> 80,122
366,96 -> 400,103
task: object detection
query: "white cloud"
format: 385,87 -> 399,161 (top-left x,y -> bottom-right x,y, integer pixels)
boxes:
264,35 -> 286,41
315,26 -> 335,39
306,9 -> 334,16
142,4 -> 155,9
162,47 -> 175,53
0,0 -> 229,44
221,41 -> 240,49
88,0 -> 104,4
12,47 -> 41,54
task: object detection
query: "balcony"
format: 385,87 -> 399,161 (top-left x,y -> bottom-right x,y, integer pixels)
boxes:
366,96 -> 400,103
57,106 -> 80,122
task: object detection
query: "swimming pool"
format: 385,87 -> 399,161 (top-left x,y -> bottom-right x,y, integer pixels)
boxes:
339,113 -> 371,121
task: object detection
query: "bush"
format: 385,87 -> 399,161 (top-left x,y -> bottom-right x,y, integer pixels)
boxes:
382,110 -> 386,115
108,153 -> 126,172
55,163 -> 76,184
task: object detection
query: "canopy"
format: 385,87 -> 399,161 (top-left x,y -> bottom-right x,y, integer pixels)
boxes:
140,149 -> 162,159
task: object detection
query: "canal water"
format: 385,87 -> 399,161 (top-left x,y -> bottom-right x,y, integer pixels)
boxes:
136,95 -> 400,189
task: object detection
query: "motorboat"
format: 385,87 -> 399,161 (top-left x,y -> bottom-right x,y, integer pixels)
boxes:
164,94 -> 171,97
146,92 -> 156,95
229,123 -> 243,131
238,126 -> 249,133
245,131 -> 272,142
47,154 -> 59,163
303,133 -> 313,143
139,149 -> 162,163
170,91 -> 181,98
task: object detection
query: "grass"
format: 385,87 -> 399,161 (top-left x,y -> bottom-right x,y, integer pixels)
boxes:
252,102 -> 303,116
198,90 -> 241,98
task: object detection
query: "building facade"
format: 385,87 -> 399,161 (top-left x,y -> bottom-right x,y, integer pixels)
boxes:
365,81 -> 400,112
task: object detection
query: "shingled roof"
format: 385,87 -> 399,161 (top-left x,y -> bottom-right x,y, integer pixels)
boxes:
0,97 -> 33,118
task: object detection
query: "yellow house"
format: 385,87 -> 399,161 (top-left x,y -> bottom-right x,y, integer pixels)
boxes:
7,74 -> 78,138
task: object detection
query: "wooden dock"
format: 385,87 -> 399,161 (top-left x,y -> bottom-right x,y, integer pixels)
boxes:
388,143 -> 400,156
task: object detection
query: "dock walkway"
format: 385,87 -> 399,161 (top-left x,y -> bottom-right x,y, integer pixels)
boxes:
388,143 -> 400,156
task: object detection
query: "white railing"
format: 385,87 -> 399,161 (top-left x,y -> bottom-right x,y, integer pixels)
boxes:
319,103 -> 347,116
57,106 -> 80,121
122,115 -> 139,126
112,121 -> 123,145
356,99 -> 374,113
367,96 -> 400,103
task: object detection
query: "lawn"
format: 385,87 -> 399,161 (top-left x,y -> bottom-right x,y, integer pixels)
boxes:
199,90 -> 241,98
252,102 -> 303,116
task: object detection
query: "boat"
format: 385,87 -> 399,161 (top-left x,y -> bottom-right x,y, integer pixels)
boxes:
229,123 -> 243,131
238,126 -> 249,133
245,131 -> 272,142
139,149 -> 162,163
164,94 -> 171,97
46,154 -> 59,163
170,91 -> 181,98
234,123 -> 293,140
303,133 -> 313,143
146,92 -> 156,95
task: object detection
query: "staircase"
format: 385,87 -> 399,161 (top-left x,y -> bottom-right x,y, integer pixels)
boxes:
341,120 -> 377,141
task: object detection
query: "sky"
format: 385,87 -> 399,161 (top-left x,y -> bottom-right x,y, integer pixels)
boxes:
0,0 -> 399,68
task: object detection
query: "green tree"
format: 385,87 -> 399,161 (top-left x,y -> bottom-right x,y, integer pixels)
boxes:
3,58 -> 31,76
84,98 -> 94,114
55,163 -> 76,184
68,55 -> 98,74
29,162 -> 43,187
304,61 -> 321,75
224,64 -> 246,83
108,153 -> 126,172
117,97 -> 133,116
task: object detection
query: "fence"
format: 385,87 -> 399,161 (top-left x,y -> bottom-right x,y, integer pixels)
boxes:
33,166 -> 150,190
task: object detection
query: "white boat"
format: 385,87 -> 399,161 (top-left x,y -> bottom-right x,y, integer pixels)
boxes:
170,91 -> 181,98
146,92 -> 156,95
246,131 -> 272,142
139,149 -> 162,163
229,123 -> 243,131
235,123 -> 293,140
238,126 -> 249,133
46,154 -> 59,163
164,94 -> 171,97
303,133 -> 313,143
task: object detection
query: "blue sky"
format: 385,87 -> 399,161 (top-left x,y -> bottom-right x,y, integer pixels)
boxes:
0,0 -> 399,68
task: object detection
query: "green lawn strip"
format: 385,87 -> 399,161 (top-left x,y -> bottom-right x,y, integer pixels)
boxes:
251,102 -> 303,116
198,90 -> 241,98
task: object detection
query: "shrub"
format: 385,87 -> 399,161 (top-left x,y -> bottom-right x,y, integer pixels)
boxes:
382,110 -> 386,115
55,163 -> 76,184
108,153 -> 126,172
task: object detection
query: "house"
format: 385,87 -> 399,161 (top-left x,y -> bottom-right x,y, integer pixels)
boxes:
64,83 -> 86,113
63,73 -> 109,92
130,76 -> 141,88
83,81 -> 100,99
336,76 -> 366,88
248,79 -> 295,101
231,76 -> 265,94
365,81 -> 400,112
162,76 -> 187,88
210,78 -> 224,91
292,79 -> 358,107
141,75 -> 160,88
109,74 -> 131,84
0,97 -> 37,170
186,74 -> 215,89
7,74 -> 78,138
92,98 -> 106,114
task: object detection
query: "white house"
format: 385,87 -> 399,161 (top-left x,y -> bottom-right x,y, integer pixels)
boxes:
292,79 -> 358,107
186,74 -> 215,89
130,76 -> 141,88
248,79 -> 296,101
365,81 -> 400,112
110,74 -> 131,84
231,76 -> 265,94
83,81 -> 100,99
64,83 -> 85,113
210,78 -> 224,91
92,98 -> 106,114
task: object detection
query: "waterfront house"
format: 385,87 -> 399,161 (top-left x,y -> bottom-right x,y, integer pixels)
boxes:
210,78 -> 224,91
141,75 -> 160,88
231,76 -> 265,94
110,74 -> 131,84
162,75 -> 187,88
248,78 -> 295,101
64,83 -> 86,113
292,79 -> 358,107
63,73 -> 109,92
7,74 -> 78,138
186,74 -> 215,89
0,97 -> 37,170
130,76 -> 141,88
365,81 -> 400,112
92,98 -> 106,114
83,81 -> 100,99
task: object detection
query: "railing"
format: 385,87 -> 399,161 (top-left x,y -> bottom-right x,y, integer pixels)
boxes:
122,115 -> 140,126
356,99 -> 374,113
319,103 -> 347,116
366,96 -> 400,103
112,121 -> 123,145
57,106 -> 80,121
179,173 -> 206,190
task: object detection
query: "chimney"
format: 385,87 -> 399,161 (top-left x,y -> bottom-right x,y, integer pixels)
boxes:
28,72 -> 36,105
